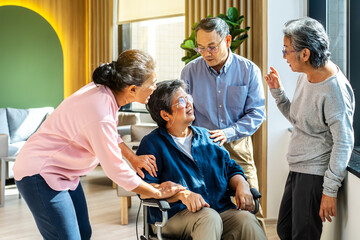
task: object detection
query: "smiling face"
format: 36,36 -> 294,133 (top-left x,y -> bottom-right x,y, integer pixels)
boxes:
135,72 -> 157,104
166,88 -> 195,129
196,29 -> 231,72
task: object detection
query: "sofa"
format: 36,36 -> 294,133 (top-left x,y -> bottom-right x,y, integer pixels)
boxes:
0,107 -> 54,206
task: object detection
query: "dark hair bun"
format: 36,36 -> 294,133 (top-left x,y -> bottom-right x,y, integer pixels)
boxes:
92,61 -> 117,86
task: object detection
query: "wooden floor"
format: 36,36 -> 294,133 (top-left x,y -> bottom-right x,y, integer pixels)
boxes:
0,167 -> 279,240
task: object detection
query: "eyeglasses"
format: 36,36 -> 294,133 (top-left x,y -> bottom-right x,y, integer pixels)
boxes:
194,37 -> 225,54
172,95 -> 193,109
282,47 -> 296,57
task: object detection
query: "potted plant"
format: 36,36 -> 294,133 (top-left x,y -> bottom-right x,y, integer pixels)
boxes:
180,7 -> 250,64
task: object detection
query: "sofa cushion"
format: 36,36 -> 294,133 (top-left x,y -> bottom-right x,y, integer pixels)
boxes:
130,124 -> 157,142
117,112 -> 140,126
0,108 -> 9,136
6,107 -> 54,143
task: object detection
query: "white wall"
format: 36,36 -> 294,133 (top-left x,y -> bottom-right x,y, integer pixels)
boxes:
321,172 -> 360,240
266,0 -> 307,219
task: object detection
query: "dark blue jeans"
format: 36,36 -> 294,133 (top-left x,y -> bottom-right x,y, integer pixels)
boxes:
16,174 -> 92,240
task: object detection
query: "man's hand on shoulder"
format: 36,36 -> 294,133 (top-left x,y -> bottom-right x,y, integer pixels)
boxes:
209,129 -> 227,146
178,190 -> 210,213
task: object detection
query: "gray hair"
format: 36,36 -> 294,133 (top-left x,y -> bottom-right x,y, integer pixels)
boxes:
283,17 -> 330,69
195,17 -> 230,38
146,80 -> 187,128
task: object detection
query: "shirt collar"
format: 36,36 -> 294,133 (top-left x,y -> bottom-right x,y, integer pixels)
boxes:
158,125 -> 202,144
102,84 -> 121,111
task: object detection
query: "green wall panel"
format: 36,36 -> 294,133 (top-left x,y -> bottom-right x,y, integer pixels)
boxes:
0,5 -> 63,108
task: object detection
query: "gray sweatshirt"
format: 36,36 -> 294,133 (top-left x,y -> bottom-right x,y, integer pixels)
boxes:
270,70 -> 354,197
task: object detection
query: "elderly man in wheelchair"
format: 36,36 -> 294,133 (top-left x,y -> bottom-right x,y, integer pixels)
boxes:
137,79 -> 267,240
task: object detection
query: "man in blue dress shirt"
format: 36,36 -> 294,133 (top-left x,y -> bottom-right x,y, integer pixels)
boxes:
138,80 -> 266,240
181,17 -> 266,218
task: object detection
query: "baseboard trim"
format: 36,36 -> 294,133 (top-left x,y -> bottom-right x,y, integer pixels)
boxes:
264,218 -> 278,225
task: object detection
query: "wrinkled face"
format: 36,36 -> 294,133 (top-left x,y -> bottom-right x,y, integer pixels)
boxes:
166,88 -> 195,128
283,36 -> 301,72
135,72 -> 157,104
196,29 -> 230,72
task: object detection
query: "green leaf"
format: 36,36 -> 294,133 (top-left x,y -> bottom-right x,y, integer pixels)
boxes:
188,30 -> 196,41
233,28 -> 249,37
235,33 -> 248,41
236,16 -> 245,25
225,20 -> 239,28
184,59 -> 192,64
187,53 -> 200,63
231,39 -> 246,50
181,39 -> 195,50
181,55 -> 190,61
227,7 -> 239,22
217,13 -> 229,21
191,22 -> 198,31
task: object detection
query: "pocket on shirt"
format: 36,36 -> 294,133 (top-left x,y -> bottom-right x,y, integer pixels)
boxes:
226,85 -> 248,111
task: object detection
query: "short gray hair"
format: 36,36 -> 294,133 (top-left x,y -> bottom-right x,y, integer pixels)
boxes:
195,17 -> 230,38
283,17 -> 330,69
146,80 -> 187,128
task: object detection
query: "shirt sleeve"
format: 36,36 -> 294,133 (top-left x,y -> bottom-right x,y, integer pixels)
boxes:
84,120 -> 142,191
217,144 -> 247,181
136,135 -> 161,185
224,65 -> 266,142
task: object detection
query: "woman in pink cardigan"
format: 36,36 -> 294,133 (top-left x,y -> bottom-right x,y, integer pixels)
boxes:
13,49 -> 184,240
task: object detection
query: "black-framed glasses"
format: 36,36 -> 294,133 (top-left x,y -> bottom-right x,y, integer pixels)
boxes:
172,95 -> 193,109
282,47 -> 296,57
194,37 -> 225,54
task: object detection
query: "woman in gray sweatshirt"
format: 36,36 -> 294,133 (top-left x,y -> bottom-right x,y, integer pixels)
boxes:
265,17 -> 354,240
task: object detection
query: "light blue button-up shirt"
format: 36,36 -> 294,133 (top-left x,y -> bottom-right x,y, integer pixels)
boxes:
181,51 -> 266,142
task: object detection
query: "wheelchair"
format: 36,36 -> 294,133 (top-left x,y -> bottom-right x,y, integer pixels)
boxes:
139,188 -> 262,240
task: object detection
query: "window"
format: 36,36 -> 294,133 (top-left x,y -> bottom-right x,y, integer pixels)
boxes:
119,16 -> 185,111
327,0 -> 347,75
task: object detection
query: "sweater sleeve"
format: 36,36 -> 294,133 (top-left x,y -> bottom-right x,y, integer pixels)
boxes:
323,112 -> 354,197
270,88 -> 293,124
84,120 -> 142,191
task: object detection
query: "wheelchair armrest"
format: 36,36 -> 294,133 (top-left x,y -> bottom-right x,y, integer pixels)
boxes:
142,198 -> 171,211
250,187 -> 261,200
250,188 -> 261,214
141,198 -> 170,239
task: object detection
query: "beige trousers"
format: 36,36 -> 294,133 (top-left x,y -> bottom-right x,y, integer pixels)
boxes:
152,207 -> 267,240
224,136 -> 265,225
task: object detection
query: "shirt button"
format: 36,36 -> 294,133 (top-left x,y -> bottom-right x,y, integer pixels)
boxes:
218,90 -> 221,94
221,119 -> 223,122
219,105 -> 222,108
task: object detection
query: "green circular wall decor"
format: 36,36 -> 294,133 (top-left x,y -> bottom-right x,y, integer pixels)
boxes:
0,5 -> 63,108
